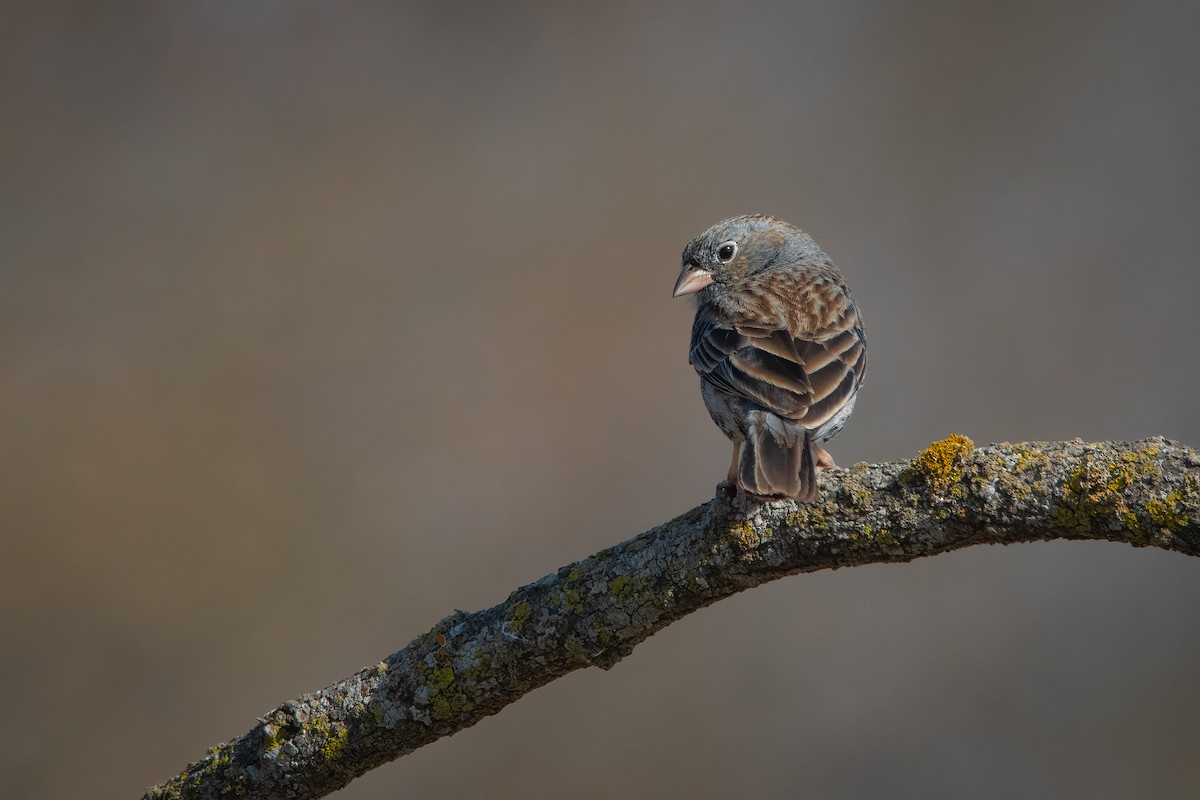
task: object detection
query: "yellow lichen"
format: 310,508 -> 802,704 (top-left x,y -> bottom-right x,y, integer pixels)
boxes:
725,519 -> 764,547
321,724 -> 349,761
730,519 -> 753,536
205,743 -> 232,767
785,505 -> 829,531
903,434 -> 975,490
308,714 -> 349,761
1146,482 -> 1193,532
860,524 -> 898,546
846,483 -> 872,511
1011,444 -> 1050,472
261,724 -> 283,752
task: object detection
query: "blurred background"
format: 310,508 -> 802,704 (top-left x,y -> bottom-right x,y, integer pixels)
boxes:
3,2 -> 1199,798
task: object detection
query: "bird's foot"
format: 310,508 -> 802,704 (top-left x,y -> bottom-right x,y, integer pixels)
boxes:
812,444 -> 838,472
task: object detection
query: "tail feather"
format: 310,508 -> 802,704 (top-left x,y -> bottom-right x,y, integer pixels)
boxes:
739,412 -> 819,501
797,430 -> 818,503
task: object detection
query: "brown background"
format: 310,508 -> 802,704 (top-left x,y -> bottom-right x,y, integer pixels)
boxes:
4,3 -> 1199,798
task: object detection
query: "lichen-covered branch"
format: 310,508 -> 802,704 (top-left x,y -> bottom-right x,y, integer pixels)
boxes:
143,437 -> 1200,800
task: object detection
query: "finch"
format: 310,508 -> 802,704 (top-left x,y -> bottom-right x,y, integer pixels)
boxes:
674,215 -> 866,503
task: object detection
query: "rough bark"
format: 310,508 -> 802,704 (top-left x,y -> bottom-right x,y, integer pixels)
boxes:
143,436 -> 1200,800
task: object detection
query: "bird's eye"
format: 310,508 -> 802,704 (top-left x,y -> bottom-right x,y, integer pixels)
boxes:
716,241 -> 738,263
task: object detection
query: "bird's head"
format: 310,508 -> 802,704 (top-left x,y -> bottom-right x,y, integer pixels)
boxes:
672,214 -> 815,299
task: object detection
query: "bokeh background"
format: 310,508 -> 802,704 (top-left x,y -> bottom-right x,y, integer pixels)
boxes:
4,2 -> 1199,798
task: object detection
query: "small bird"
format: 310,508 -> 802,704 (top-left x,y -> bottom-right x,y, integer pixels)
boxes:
673,215 -> 866,503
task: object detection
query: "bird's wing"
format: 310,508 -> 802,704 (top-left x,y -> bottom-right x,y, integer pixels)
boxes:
689,304 -> 866,427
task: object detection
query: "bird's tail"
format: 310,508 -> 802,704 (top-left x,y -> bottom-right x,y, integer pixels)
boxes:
739,413 -> 818,502
797,430 -> 819,503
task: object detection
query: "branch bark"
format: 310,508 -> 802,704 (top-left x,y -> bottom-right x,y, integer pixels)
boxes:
143,437 -> 1200,800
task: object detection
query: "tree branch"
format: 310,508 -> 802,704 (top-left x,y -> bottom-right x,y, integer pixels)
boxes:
143,437 -> 1199,800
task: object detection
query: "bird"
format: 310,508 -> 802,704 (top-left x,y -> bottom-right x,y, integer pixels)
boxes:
673,215 -> 866,504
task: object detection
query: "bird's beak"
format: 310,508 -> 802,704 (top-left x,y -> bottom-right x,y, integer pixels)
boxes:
672,266 -> 713,298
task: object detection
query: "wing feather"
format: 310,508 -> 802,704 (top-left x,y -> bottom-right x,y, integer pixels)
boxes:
689,302 -> 866,428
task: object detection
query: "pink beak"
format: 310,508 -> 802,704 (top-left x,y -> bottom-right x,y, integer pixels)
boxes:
672,267 -> 714,298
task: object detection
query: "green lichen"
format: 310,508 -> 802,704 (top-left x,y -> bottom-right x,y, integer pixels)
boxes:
416,652 -> 495,723
564,638 -> 590,662
610,575 -> 632,603
429,695 -> 454,721
506,600 -> 532,631
563,588 -> 584,614
556,568 -> 587,614
1052,448 -> 1162,540
595,625 -> 614,647
609,575 -> 646,608
463,651 -> 495,682
902,434 -> 975,490
418,666 -> 458,721
430,666 -> 455,691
